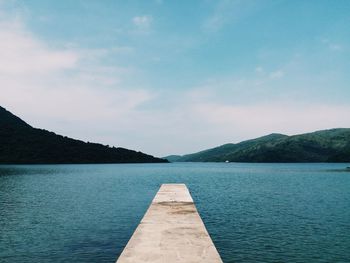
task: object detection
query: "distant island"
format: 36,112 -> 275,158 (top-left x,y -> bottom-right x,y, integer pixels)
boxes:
165,129 -> 350,163
0,106 -> 167,164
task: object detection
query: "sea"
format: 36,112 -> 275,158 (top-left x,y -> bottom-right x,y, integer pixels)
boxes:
0,163 -> 349,263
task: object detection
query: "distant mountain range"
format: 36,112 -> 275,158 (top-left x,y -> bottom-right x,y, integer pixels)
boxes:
0,106 -> 167,164
165,129 -> 350,163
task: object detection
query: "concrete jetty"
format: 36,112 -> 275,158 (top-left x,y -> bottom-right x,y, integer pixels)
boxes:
116,184 -> 223,263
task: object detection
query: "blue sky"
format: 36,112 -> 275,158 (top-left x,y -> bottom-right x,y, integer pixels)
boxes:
0,0 -> 349,156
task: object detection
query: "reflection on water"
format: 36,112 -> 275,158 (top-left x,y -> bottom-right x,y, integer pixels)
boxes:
0,163 -> 350,263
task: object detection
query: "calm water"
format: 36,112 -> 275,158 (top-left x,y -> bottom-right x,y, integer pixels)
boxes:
0,163 -> 349,263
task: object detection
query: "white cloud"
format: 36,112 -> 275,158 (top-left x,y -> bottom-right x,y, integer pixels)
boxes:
255,67 -> 284,79
269,70 -> 284,79
0,17 -> 152,150
0,20 -> 78,75
255,66 -> 264,74
106,95 -> 350,156
329,44 -> 343,51
132,15 -> 153,30
192,102 -> 350,132
321,38 -> 344,52
202,0 -> 259,32
161,101 -> 350,154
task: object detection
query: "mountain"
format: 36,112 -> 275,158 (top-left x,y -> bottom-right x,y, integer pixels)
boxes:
162,155 -> 182,162
166,129 -> 350,162
0,106 -> 167,164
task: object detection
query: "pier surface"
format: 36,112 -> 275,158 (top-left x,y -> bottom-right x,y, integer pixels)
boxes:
116,184 -> 223,263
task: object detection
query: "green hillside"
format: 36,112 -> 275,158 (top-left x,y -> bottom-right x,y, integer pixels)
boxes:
0,106 -> 167,164
162,155 -> 182,162
168,129 -> 350,162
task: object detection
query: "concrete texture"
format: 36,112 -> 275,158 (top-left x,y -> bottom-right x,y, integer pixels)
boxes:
116,184 -> 223,263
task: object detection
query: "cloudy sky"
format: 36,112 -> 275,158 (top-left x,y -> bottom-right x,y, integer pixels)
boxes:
0,0 -> 349,157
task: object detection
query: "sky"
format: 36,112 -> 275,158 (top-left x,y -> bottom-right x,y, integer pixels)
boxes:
0,0 -> 349,157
